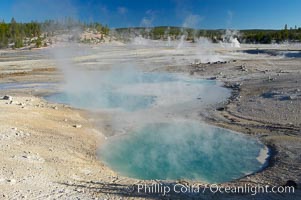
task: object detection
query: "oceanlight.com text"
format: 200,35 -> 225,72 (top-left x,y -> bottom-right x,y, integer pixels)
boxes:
134,183 -> 295,196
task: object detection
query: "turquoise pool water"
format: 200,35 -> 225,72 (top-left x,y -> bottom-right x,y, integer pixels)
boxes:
99,122 -> 266,183
46,72 -> 228,111
47,91 -> 156,111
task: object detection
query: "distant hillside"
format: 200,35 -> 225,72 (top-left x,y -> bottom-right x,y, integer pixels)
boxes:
113,26 -> 301,44
113,26 -> 224,42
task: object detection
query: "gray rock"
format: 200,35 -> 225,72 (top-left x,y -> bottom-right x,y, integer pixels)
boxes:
73,124 -> 82,128
281,95 -> 297,101
288,95 -> 297,100
3,95 -> 13,100
208,76 -> 217,80
7,179 -> 16,184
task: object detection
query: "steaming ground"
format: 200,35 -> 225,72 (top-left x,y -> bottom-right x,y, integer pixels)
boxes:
0,40 -> 301,199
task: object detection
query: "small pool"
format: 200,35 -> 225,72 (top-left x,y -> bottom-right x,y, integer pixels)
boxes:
99,122 -> 267,183
242,49 -> 301,58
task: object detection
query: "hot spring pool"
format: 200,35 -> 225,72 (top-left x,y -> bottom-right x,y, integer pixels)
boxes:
45,71 -> 230,111
46,70 -> 268,183
99,122 -> 267,183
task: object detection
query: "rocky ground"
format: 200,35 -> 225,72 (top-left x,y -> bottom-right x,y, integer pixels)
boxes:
0,43 -> 300,199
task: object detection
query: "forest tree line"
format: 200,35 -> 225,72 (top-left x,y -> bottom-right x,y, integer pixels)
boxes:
115,24 -> 301,44
0,18 -> 110,49
1,17 -> 301,49
240,25 -> 301,43
0,18 -> 41,48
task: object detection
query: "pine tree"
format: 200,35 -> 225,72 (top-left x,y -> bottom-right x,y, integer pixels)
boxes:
36,36 -> 42,48
284,24 -> 288,30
